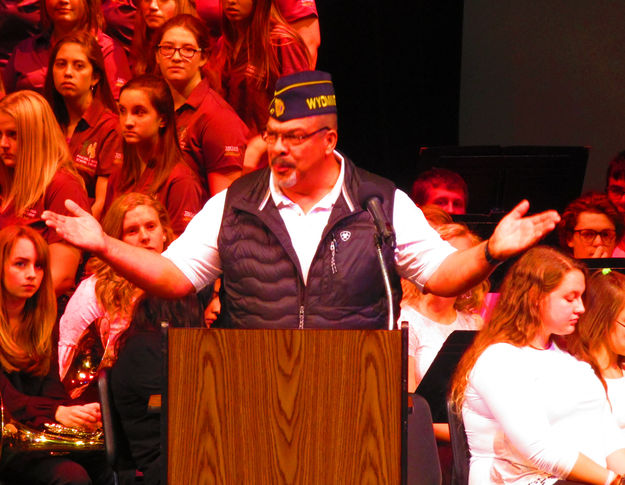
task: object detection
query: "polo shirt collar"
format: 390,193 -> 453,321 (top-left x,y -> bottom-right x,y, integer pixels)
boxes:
269,151 -> 345,211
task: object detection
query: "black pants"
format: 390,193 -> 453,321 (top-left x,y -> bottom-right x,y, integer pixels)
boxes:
0,451 -> 113,485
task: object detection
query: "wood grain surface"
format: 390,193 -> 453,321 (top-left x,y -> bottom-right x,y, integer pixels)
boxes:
167,328 -> 403,484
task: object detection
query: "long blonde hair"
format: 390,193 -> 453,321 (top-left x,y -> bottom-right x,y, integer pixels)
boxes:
449,246 -> 586,409
86,193 -> 174,319
0,91 -> 78,215
0,226 -> 56,376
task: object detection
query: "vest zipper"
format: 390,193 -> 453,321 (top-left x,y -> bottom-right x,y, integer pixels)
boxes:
299,305 -> 305,329
330,234 -> 338,275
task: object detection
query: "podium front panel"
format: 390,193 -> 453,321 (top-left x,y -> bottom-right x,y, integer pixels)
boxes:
167,328 -> 403,484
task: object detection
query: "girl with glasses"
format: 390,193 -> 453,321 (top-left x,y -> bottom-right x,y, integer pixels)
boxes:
131,0 -> 197,76
44,31 -> 122,220
154,14 -> 248,196
558,191 -> 623,259
103,75 -> 204,235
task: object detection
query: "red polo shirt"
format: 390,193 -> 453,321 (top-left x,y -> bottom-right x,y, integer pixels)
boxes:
176,79 -> 248,195
0,168 -> 90,245
68,99 -> 122,200
104,161 -> 206,234
196,0 -> 317,28
3,30 -> 131,99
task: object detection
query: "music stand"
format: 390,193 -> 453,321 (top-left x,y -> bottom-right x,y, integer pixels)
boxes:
415,330 -> 477,423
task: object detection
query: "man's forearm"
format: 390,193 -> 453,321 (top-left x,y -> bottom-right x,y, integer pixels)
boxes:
424,240 -> 496,297
99,235 -> 195,298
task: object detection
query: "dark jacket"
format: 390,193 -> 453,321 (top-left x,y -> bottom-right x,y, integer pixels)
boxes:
217,155 -> 401,329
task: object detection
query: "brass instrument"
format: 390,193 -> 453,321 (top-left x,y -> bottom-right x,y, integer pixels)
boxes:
0,392 -> 104,463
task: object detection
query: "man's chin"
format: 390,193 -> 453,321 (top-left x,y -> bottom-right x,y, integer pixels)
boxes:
276,172 -> 298,190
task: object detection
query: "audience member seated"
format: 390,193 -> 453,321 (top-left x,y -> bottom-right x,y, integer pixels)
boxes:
0,90 -> 89,296
411,168 -> 468,215
566,269 -> 625,430
130,0 -> 197,76
450,246 -> 625,485
3,0 -> 131,99
110,292 -> 205,485
0,225 -> 111,485
155,15 -> 248,196
59,193 -> 174,399
210,0 -> 311,171
103,75 -> 205,235
197,0 -> 320,66
45,31 -> 122,220
401,223 -> 487,394
557,191 -> 623,259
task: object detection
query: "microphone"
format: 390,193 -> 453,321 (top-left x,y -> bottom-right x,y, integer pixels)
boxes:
358,181 -> 397,330
358,183 -> 396,249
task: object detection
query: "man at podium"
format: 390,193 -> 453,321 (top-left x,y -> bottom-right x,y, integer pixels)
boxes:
43,70 -> 559,328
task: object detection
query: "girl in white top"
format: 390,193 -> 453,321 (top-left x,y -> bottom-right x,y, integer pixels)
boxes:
450,246 -> 625,485
400,223 -> 488,393
566,269 -> 625,430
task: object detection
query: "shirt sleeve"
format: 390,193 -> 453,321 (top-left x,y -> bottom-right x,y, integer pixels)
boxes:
43,170 -> 90,245
470,344 -> 578,477
163,164 -> 207,235
185,107 -> 247,182
162,189 -> 225,292
58,276 -> 104,380
393,189 -> 456,291
98,32 -> 131,99
275,0 -> 318,22
95,119 -> 123,177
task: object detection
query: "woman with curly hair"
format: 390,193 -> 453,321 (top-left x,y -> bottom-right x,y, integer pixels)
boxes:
58,193 -> 174,397
450,247 -> 625,485
557,191 -> 623,259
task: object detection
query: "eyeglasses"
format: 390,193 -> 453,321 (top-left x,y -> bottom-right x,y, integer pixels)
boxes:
572,229 -> 617,244
156,45 -> 202,60
262,127 -> 330,147
616,320 -> 625,329
607,185 -> 625,198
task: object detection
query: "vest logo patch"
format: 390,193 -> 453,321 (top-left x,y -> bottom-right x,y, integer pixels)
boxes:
340,230 -> 351,242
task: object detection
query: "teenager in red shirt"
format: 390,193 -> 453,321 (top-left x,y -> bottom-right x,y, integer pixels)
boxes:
0,90 -> 89,296
45,31 -> 122,220
104,75 -> 204,235
155,15 -> 247,195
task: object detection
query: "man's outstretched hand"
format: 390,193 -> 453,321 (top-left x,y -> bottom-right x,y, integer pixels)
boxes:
42,200 -> 107,255
488,200 -> 560,260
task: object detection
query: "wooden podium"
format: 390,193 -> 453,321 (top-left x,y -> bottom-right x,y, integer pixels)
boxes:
165,327 -> 407,484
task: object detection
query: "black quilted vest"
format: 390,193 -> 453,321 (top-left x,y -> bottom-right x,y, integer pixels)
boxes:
217,155 -> 401,329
